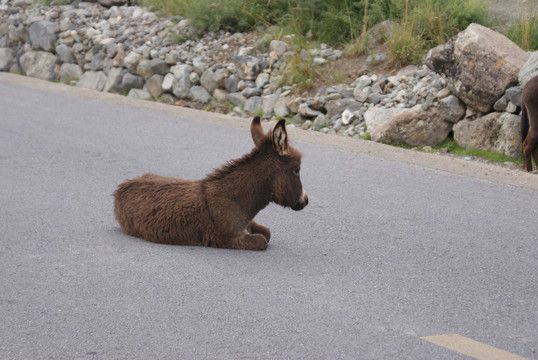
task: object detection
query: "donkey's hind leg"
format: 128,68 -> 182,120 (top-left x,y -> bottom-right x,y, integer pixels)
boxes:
247,220 -> 271,242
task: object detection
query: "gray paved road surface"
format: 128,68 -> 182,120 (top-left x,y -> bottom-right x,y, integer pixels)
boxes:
1,74 -> 537,359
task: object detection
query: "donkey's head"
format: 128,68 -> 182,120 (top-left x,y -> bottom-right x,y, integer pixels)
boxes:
251,116 -> 308,211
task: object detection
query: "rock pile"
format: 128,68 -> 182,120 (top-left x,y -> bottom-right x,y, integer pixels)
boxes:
1,1 -> 538,160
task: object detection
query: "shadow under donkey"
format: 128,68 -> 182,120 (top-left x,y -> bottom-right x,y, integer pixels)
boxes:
113,117 -> 308,250
521,74 -> 538,172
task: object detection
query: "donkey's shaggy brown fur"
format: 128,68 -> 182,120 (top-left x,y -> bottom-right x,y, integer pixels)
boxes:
521,74 -> 538,172
113,117 -> 308,250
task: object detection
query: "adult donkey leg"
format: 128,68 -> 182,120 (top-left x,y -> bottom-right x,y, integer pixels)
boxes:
523,108 -> 538,171
247,220 -> 271,242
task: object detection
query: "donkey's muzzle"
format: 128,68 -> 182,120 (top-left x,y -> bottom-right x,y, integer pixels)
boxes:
292,192 -> 308,211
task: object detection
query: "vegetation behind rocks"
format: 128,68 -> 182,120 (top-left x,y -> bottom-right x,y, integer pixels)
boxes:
139,0 -> 513,61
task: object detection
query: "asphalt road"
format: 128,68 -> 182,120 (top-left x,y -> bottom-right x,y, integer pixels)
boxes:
1,73 -> 537,360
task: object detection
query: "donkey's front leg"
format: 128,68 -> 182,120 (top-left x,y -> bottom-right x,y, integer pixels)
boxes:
218,233 -> 268,251
247,220 -> 271,242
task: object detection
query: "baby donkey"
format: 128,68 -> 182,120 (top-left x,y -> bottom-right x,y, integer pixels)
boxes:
114,117 -> 308,250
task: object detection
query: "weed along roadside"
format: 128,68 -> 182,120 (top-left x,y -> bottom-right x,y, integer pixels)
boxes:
0,0 -> 537,170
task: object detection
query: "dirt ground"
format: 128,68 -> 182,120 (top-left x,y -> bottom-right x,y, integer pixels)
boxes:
488,0 -> 538,26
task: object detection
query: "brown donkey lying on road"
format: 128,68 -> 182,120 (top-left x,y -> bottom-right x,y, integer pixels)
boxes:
521,74 -> 538,172
114,117 -> 308,250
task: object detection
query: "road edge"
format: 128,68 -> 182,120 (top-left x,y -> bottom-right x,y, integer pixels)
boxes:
2,72 -> 536,192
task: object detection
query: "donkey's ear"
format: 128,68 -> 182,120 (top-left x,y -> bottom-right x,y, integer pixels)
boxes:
272,119 -> 289,155
250,116 -> 265,147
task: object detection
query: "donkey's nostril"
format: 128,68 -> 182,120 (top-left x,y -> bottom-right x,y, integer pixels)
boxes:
291,194 -> 308,211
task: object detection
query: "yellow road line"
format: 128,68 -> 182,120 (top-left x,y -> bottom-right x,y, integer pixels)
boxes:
421,334 -> 528,360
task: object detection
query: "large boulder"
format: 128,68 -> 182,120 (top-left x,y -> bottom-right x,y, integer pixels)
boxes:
19,51 -> 57,81
369,105 -> 452,147
518,51 -> 538,87
453,112 -> 522,158
425,23 -> 529,113
28,20 -> 58,52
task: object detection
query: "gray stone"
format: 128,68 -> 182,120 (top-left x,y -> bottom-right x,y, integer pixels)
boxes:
367,93 -> 386,105
128,88 -> 152,100
298,103 -> 322,118
136,60 -> 154,80
505,86 -> 522,107
56,44 -> 74,63
161,73 -> 174,93
28,20 -> 57,52
149,58 -> 169,75
192,56 -> 209,74
172,74 -> 191,99
493,95 -> 509,112
438,95 -> 465,123
224,75 -> 240,93
213,88 -> 228,103
19,51 -> 57,81
341,109 -> 355,125
274,97 -> 290,118
255,72 -> 270,89
200,67 -> 227,95
170,64 -> 193,77
77,71 -> 108,91
144,74 -> 163,98
227,92 -> 247,106
232,54 -> 263,80
244,95 -> 262,113
312,114 -> 329,130
262,94 -> 279,118
59,63 -> 82,83
190,85 -> 211,103
89,52 -> 106,71
242,87 -> 262,99
353,88 -> 368,102
270,40 -> 288,56
98,0 -> 129,7
122,72 -> 144,91
0,47 -> 14,71
325,99 -> 362,119
364,107 -> 405,133
436,88 -> 450,99
104,67 -> 125,92
123,51 -> 143,73
165,50 -> 180,65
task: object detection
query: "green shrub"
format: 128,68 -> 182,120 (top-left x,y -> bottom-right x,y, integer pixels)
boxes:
141,0 -> 492,50
386,19 -> 426,66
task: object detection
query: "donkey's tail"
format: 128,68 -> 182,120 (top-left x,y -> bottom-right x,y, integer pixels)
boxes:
521,104 -> 529,142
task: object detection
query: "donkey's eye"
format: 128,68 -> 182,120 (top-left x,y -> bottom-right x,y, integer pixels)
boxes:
293,167 -> 301,176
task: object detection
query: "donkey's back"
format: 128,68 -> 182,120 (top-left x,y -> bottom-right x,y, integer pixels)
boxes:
113,173 -> 212,246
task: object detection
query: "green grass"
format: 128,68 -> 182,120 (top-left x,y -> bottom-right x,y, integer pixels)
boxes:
430,138 -> 524,164
139,0 -> 492,50
505,16 -> 538,51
